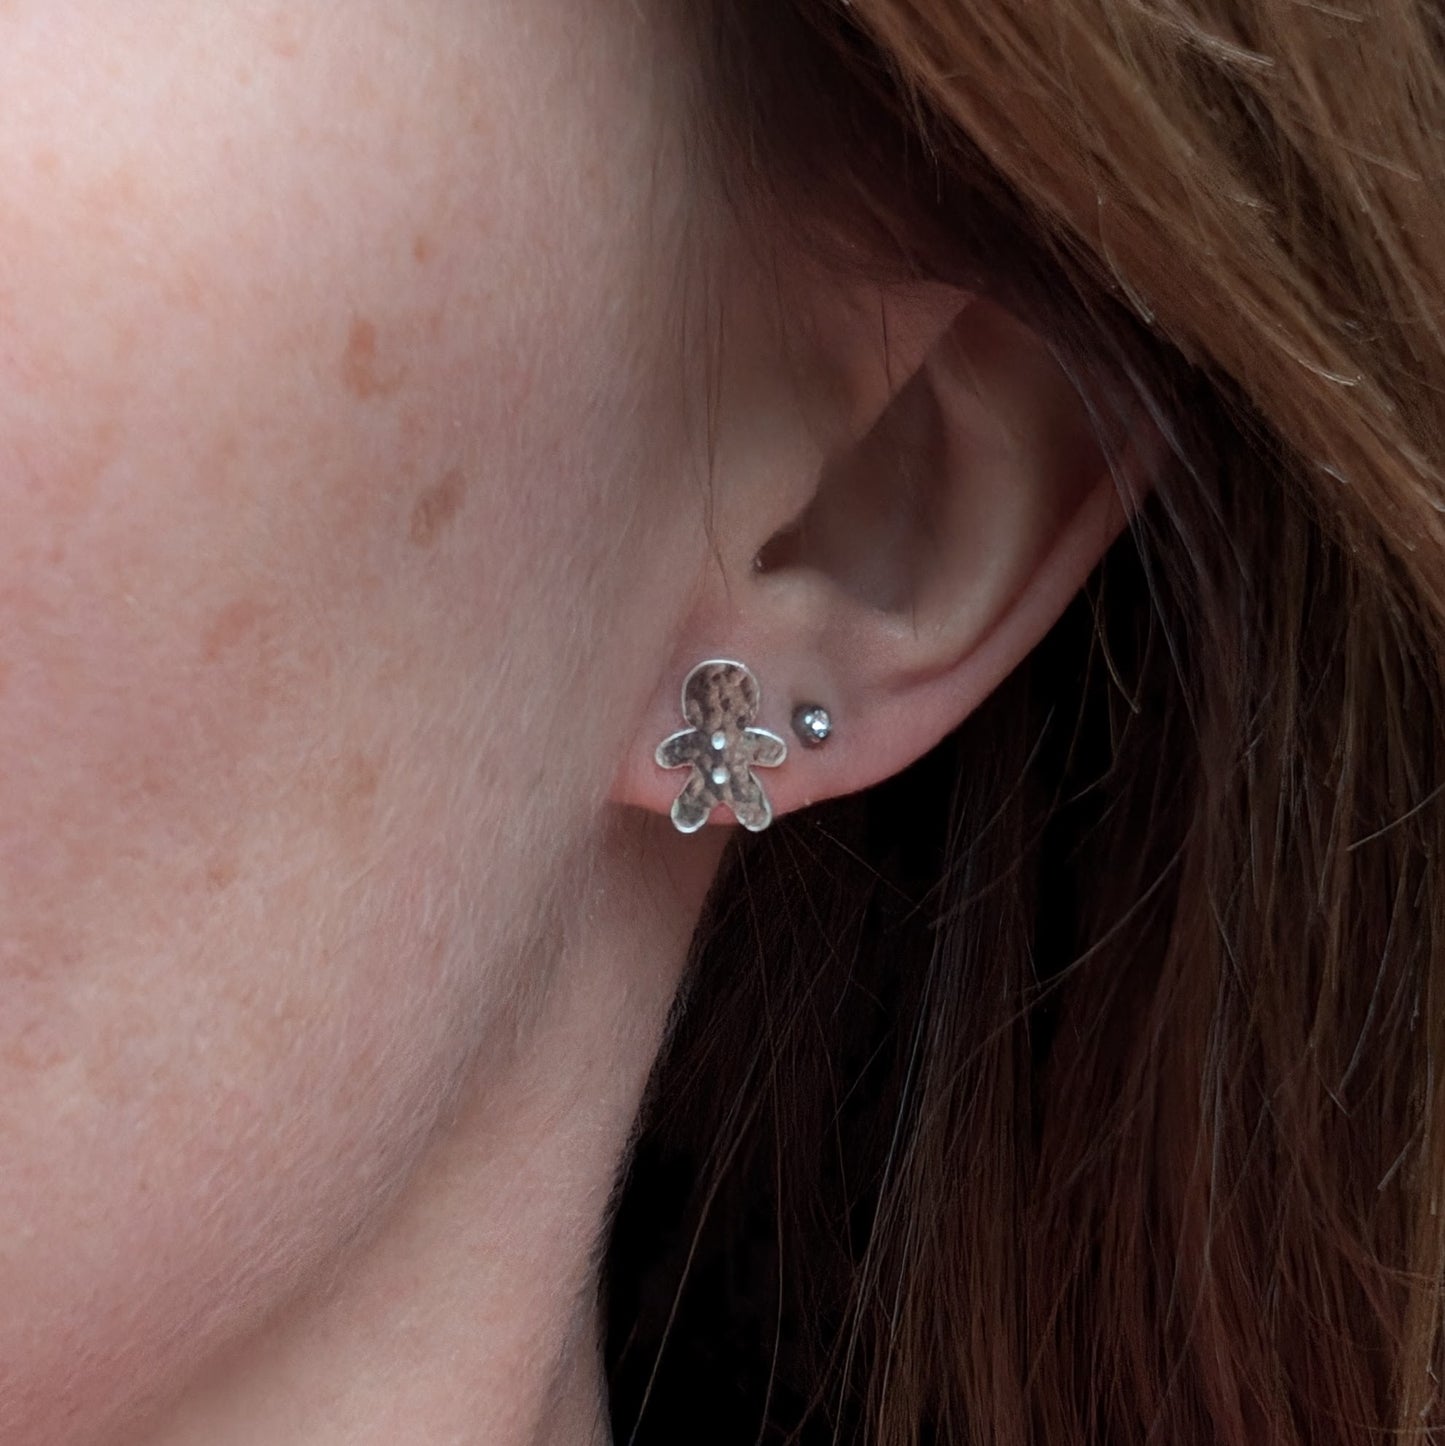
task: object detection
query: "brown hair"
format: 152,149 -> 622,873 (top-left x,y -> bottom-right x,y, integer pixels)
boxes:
607,1 -> 1445,1441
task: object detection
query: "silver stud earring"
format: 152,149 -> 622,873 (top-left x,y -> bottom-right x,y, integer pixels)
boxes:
655,660 -> 788,833
791,703 -> 832,748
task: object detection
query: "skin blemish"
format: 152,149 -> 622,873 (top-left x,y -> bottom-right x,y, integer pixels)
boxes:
338,752 -> 381,809
341,318 -> 405,401
85,164 -> 142,223
412,233 -> 435,266
201,598 -> 266,664
37,419 -> 123,521
409,467 -> 468,547
205,855 -> 240,893
4,1014 -> 70,1075
261,10 -> 302,59
331,750 -> 383,852
169,266 -> 206,314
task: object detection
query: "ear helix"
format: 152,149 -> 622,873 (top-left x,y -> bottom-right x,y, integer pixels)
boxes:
655,660 -> 830,834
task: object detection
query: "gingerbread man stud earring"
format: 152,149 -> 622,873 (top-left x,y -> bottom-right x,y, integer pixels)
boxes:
655,660 -> 788,833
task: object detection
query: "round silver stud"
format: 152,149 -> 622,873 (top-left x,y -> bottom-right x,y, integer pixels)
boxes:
710,731 -> 727,752
791,704 -> 832,748
711,766 -> 729,786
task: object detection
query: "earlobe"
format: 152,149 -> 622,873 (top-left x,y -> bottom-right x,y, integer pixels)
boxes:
612,291 -> 1164,832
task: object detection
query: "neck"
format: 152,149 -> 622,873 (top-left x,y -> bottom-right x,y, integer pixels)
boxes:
138,812 -> 726,1446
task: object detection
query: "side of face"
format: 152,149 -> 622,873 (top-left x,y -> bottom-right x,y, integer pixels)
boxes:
0,1 -> 711,1436
0,1 -> 1153,1435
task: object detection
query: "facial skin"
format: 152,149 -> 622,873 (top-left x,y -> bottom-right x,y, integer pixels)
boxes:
0,3 -> 726,1441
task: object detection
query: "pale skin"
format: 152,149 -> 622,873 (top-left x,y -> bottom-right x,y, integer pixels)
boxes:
0,3 -> 1154,1444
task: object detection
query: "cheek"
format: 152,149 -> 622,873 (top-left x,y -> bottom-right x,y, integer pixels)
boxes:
0,448 -> 501,1438
0,0 -> 696,1436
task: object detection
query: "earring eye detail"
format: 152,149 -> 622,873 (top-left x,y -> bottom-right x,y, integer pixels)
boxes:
654,660 -> 788,833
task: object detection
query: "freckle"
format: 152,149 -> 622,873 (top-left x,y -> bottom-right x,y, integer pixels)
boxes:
0,657 -> 9,695
135,758 -> 169,799
412,233 -> 435,265
206,855 -> 240,892
339,753 -> 381,808
201,597 -> 266,663
173,266 -> 205,313
351,71 -> 380,108
409,468 -> 467,547
32,147 -> 58,176
262,11 -> 301,57
341,317 -> 404,401
112,316 -> 141,368
5,1018 -> 67,1074
92,164 -> 140,215
333,751 -> 383,847
49,418 -> 122,518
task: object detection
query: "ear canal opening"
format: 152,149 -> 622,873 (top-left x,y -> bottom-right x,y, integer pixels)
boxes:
752,361 -> 951,614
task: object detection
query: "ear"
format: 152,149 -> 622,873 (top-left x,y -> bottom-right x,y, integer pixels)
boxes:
611,284 -> 1164,828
